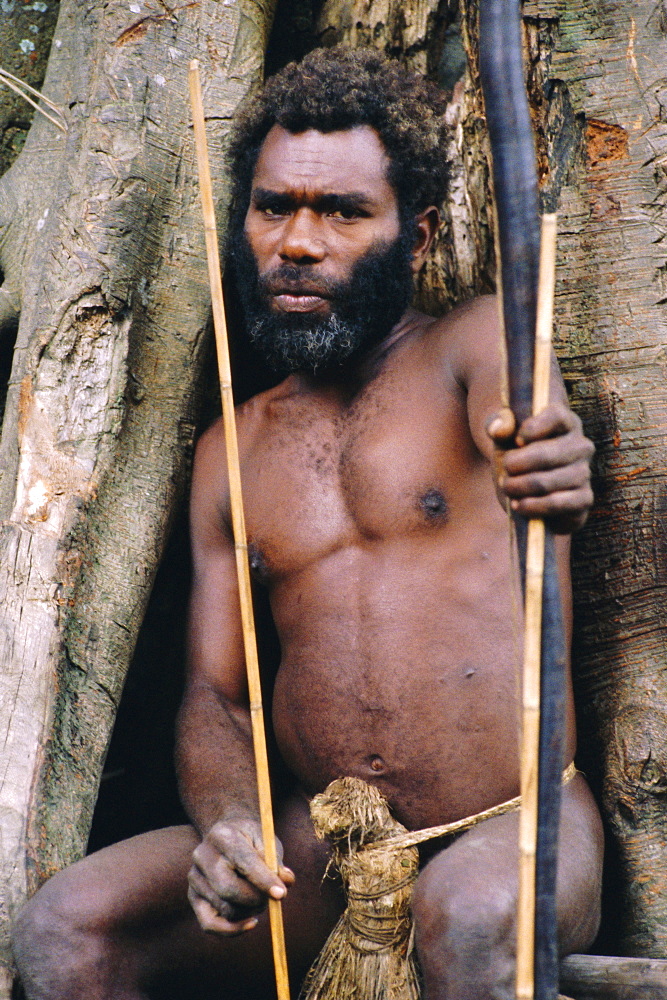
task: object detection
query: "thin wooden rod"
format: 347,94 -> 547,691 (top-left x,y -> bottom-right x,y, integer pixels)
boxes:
0,67 -> 66,131
516,212 -> 558,1000
188,60 -> 290,1000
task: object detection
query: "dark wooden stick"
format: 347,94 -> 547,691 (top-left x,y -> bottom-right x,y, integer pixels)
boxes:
188,59 -> 290,1000
478,4 -> 567,999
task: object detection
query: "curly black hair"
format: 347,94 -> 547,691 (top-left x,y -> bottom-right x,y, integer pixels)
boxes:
226,46 -> 450,232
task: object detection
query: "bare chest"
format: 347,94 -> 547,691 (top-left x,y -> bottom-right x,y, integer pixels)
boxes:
238,369 -> 483,579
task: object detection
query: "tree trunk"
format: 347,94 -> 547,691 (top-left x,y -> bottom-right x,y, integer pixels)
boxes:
460,0 -> 667,959
0,0 -> 59,176
0,0 -> 275,988
523,1 -> 667,959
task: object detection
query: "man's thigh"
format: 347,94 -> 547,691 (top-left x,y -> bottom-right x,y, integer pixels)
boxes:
19,792 -> 343,1000
411,774 -> 604,999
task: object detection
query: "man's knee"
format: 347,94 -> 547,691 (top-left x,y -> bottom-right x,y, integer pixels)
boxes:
12,874 -> 117,998
412,855 -> 515,999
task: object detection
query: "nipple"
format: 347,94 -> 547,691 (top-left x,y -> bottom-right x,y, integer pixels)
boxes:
248,542 -> 269,582
419,489 -> 449,522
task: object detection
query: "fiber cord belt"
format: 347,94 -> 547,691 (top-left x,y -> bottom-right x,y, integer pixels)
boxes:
364,762 -> 578,854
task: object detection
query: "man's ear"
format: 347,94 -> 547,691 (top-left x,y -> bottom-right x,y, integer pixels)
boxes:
410,206 -> 440,273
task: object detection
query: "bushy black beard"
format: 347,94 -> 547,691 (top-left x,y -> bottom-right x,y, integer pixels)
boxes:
229,225 -> 416,377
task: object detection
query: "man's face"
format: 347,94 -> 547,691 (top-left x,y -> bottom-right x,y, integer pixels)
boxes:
234,125 -> 416,376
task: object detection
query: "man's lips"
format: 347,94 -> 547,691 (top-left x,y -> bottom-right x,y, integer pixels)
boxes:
270,291 -> 330,313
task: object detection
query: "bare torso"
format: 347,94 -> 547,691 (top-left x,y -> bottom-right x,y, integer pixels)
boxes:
226,301 -> 576,830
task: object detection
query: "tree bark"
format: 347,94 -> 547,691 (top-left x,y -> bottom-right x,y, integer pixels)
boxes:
0,0 -> 275,988
462,0 -> 667,959
525,1 -> 667,959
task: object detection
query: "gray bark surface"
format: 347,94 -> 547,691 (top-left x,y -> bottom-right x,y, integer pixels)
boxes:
0,0 -> 275,988
560,954 -> 667,999
458,0 -> 667,959
523,1 -> 667,958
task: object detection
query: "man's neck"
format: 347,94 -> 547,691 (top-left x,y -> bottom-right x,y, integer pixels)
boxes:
362,306 -> 422,369
284,308 -> 425,401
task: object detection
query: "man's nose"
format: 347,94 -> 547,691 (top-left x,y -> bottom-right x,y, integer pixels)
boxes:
278,208 -> 326,264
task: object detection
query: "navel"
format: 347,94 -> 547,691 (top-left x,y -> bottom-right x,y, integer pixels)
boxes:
419,488 -> 449,524
368,754 -> 386,774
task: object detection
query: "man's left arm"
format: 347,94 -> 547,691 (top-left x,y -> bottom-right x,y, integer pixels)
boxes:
457,295 -> 595,534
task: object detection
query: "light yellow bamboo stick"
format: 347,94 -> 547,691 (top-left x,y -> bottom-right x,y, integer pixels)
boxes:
516,212 -> 558,1000
188,60 -> 290,1000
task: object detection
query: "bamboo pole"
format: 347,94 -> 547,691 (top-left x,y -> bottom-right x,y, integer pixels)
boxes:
188,60 -> 290,1000
516,213 -> 558,1000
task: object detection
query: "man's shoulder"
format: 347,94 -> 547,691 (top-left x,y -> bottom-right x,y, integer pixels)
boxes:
421,294 -> 499,346
416,294 -> 501,377
195,378 -> 297,460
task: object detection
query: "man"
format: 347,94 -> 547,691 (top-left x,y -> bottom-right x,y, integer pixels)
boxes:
12,47 -> 603,1000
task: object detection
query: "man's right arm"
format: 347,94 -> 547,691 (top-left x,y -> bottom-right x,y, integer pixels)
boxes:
176,417 -> 293,935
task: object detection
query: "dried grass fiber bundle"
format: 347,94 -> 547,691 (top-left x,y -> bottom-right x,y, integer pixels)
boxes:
300,771 -> 579,1000
300,777 -> 420,1000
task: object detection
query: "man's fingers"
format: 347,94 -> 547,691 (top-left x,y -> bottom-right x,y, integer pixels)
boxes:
187,886 -> 258,936
188,862 -> 263,918
196,824 -> 287,899
510,487 -> 592,514
487,407 -> 516,444
514,403 -> 580,446
188,863 -> 226,912
492,402 -> 595,533
509,488 -> 592,532
502,434 -> 594,478
278,865 -> 296,887
192,843 -> 266,908
231,850 -> 287,899
187,820 -> 290,940
501,460 -> 592,500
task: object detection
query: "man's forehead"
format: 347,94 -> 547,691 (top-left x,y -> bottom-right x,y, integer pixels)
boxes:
251,124 -> 395,200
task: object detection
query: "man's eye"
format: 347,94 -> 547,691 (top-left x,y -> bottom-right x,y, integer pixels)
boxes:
329,208 -> 359,220
257,202 -> 289,217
